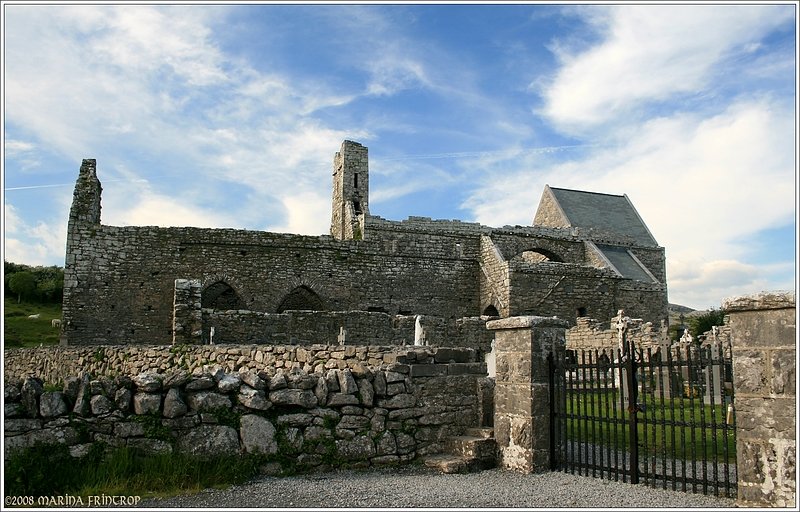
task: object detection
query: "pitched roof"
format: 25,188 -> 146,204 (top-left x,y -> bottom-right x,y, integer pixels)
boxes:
547,186 -> 658,247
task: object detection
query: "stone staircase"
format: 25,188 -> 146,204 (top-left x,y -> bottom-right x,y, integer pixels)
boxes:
423,427 -> 497,474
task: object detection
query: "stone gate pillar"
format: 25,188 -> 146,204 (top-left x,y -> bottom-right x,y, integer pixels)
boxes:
487,316 -> 568,473
173,279 -> 203,345
723,291 -> 796,507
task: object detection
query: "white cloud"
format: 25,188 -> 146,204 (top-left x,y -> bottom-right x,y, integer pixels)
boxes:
266,191 -> 331,236
2,204 -> 67,266
464,97 -> 795,310
540,5 -> 794,133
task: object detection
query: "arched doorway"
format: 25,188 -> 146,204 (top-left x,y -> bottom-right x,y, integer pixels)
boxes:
277,286 -> 324,313
202,281 -> 245,310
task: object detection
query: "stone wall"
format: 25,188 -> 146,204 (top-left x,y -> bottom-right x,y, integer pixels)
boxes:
62,142 -> 668,347
723,291 -> 796,508
4,345 -> 490,474
198,309 -> 493,351
566,314 -> 669,351
61,224 -> 483,346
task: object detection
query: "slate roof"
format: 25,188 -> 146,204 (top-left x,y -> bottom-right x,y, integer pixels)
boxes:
548,186 -> 658,247
594,243 -> 655,283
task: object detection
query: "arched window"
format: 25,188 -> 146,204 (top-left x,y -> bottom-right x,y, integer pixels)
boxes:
483,305 -> 500,317
513,248 -> 564,263
277,286 -> 324,313
202,282 -> 245,310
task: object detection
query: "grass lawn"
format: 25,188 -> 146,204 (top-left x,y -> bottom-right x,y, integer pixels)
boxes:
3,298 -> 62,347
560,390 -> 736,463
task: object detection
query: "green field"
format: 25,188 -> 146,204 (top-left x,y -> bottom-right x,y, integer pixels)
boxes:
3,298 -> 62,347
560,390 -> 736,463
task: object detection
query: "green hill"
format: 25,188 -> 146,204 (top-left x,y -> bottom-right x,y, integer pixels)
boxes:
3,298 -> 62,348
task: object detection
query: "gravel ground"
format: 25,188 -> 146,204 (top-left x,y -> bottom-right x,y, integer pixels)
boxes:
138,465 -> 737,509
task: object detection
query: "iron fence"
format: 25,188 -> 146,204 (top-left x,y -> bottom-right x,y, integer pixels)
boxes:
549,340 -> 737,498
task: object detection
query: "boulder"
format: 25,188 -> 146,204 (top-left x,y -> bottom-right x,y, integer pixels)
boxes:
72,374 -> 91,417
185,375 -> 215,391
239,370 -> 266,390
187,391 -> 231,412
163,388 -> 188,418
337,369 -> 359,395
237,386 -> 271,411
39,391 -> 68,418
115,388 -> 132,413
133,393 -> 162,415
21,377 -> 43,417
133,373 -> 162,393
268,389 -> 318,408
177,425 -> 240,457
239,415 -> 277,455
216,374 -> 241,394
357,379 -> 374,407
90,394 -> 115,415
335,435 -> 376,461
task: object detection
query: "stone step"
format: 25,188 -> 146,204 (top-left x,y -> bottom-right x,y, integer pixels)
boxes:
464,427 -> 494,439
423,454 -> 470,474
444,435 -> 497,463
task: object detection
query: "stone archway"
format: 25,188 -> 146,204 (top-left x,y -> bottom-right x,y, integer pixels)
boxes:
277,285 -> 324,313
513,248 -> 564,263
202,281 -> 245,310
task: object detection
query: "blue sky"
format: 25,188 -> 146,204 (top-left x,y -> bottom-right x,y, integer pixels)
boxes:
2,3 -> 797,311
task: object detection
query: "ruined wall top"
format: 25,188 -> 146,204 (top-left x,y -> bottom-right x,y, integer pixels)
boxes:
722,290 -> 796,312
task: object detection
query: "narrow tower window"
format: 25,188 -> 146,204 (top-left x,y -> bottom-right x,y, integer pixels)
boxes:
354,173 -> 359,189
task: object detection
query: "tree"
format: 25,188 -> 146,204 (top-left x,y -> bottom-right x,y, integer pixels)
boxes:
8,271 -> 36,303
688,308 -> 727,338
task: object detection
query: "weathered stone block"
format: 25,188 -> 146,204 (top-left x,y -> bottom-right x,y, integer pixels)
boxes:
336,435 -> 375,461
240,415 -> 277,455
409,364 -> 447,378
238,386 -> 271,411
90,394 -> 115,415
39,392 -> 69,418
771,350 -> 796,395
163,388 -> 188,418
177,425 -> 240,457
377,393 -> 416,409
133,393 -> 162,415
269,389 -> 318,408
186,391 -> 231,412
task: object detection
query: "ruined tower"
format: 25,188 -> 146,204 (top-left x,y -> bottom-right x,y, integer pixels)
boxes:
61,159 -> 102,345
330,140 -> 369,240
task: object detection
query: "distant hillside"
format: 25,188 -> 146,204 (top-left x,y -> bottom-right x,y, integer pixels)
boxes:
668,303 -> 696,315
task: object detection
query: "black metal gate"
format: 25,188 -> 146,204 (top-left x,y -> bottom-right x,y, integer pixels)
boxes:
549,332 -> 737,498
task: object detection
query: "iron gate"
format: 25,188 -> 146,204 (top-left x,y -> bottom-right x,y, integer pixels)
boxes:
549,332 -> 737,498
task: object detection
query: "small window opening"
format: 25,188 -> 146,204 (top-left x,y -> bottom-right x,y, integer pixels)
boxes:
354,173 -> 359,189
353,201 -> 363,215
577,307 -> 587,317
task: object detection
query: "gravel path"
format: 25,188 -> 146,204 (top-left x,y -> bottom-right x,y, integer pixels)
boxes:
139,465 -> 737,509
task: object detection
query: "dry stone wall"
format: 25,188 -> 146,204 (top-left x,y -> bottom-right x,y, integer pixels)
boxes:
4,345 -> 489,474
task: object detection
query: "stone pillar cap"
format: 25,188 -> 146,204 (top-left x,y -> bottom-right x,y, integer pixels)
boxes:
722,291 -> 795,312
486,315 -> 569,330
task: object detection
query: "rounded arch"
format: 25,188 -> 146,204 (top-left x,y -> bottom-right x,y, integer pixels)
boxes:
511,247 -> 564,263
277,285 -> 324,313
202,281 -> 246,310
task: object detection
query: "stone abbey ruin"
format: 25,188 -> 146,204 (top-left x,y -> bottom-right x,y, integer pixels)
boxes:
8,141 -> 795,507
61,140 -> 668,350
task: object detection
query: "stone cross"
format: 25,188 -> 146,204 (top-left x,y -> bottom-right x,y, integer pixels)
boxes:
337,326 -> 347,346
615,309 -> 629,358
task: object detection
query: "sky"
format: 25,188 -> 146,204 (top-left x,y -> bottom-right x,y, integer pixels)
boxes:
2,2 -> 797,311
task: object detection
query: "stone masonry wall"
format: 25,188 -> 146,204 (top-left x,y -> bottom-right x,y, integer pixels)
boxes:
4,345 -> 489,474
198,309 -> 493,352
723,291 -> 796,508
62,225 -> 482,346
